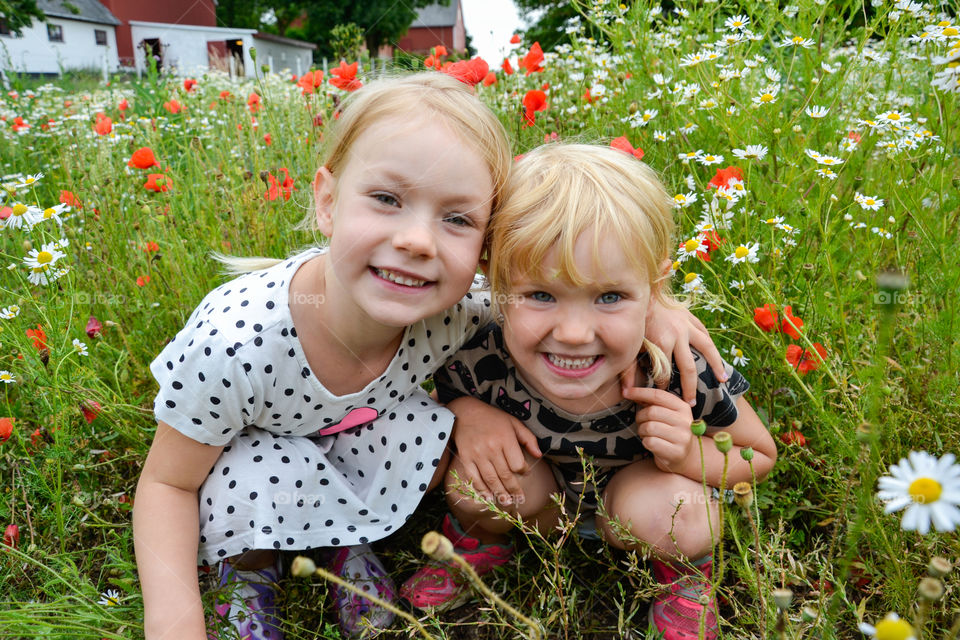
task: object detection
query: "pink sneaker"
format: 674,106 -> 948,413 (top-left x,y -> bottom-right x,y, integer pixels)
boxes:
400,514 -> 513,612
208,556 -> 283,640
328,544 -> 396,638
648,556 -> 718,640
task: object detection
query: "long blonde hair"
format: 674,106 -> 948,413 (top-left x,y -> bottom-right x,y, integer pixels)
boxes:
488,143 -> 679,383
218,72 -> 512,274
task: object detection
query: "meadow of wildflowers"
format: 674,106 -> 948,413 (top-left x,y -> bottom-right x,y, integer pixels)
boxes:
0,0 -> 958,637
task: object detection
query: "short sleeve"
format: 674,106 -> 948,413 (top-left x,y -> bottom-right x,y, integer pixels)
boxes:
150,320 -> 257,446
664,349 -> 750,428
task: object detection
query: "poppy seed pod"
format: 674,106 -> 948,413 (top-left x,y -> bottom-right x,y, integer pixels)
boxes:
740,446 -> 754,461
918,577 -> 944,601
691,420 -> 707,436
733,482 -> 753,508
422,531 -> 454,562
713,431 -> 733,453
772,588 -> 793,610
290,555 -> 316,577
928,556 -> 952,578
801,606 -> 818,622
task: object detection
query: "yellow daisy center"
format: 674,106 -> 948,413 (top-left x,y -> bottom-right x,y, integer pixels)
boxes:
0,373 -> 10,381
12,204 -> 27,216
43,208 -> 56,218
908,477 -> 941,504
942,27 -> 958,36
887,113 -> 901,120
674,194 -> 687,203
684,238 -> 701,252
25,177 -> 35,184
705,155 -> 716,161
684,272 -> 699,284
874,617 -> 915,640
823,158 -> 836,165
865,199 -> 876,205
734,349 -> 743,357
36,251 -> 54,264
735,246 -> 749,259
792,36 -> 804,43
732,20 -> 743,26
671,261 -> 680,271
760,93 -> 774,102
938,20 -> 951,26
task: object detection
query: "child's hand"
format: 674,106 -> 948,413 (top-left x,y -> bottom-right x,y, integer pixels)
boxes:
644,304 -> 727,406
447,396 -> 542,506
621,386 -> 696,475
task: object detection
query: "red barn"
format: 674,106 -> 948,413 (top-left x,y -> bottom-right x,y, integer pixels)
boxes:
98,0 -> 217,67
395,0 -> 466,55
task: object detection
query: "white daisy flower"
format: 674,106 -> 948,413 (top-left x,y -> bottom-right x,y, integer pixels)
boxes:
855,192 -> 885,210
805,105 -> 830,118
673,192 -> 698,208
72,339 -> 89,356
678,149 -> 704,163
872,226 -> 893,239
752,87 -> 779,105
652,130 -> 669,142
728,345 -> 749,366
5,203 -> 42,229
816,168 -> 838,180
698,153 -> 724,166
40,203 -> 68,224
11,173 -> 44,189
725,14 -> 750,30
816,154 -> 844,166
677,235 -> 708,262
877,110 -> 911,124
0,305 -> 20,319
98,589 -> 121,606
728,279 -> 745,291
681,272 -> 705,293
778,35 -> 814,48
725,242 -> 760,264
0,371 -> 16,384
732,144 -> 768,160
859,613 -> 916,640
23,242 -> 67,286
876,451 -> 960,534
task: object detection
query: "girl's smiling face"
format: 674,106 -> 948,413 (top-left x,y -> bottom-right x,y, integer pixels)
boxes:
314,115 -> 494,329
502,229 -> 653,415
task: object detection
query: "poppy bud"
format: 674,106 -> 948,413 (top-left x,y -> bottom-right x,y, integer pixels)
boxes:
713,431 -> 732,453
86,316 -> 102,339
740,446 -> 754,461
690,420 -> 706,436
260,170 -> 270,185
249,47 -> 257,62
290,555 -> 317,577
2,524 -> 18,549
628,101 -> 639,114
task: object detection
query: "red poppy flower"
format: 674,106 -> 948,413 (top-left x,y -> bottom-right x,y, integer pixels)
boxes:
519,42 -> 544,75
86,315 -> 102,339
143,173 -> 172,193
93,112 -> 112,135
442,57 -> 489,86
12,116 -> 29,131
501,58 -> 514,75
781,306 -> 804,339
510,34 -> 522,44
2,524 -> 18,549
708,166 -> 743,190
247,92 -> 262,113
118,98 -> 129,111
522,89 -> 547,127
163,99 -> 183,114
0,206 -> 10,220
263,133 -> 272,146
544,132 -> 558,143
219,90 -> 232,101
330,61 -> 362,92
26,325 -> 47,351
0,418 -> 12,443
780,430 -> 808,446
847,131 -> 861,143
701,230 -> 724,253
265,168 -> 295,201
142,241 -> 160,253
136,275 -> 151,287
128,147 -> 159,169
296,70 -> 324,95
183,78 -> 197,92
59,190 -> 81,208
610,136 -> 644,160
753,304 -> 779,332
482,71 -> 497,86
81,400 -> 101,424
424,55 -> 437,68
29,428 -> 43,448
433,45 -> 448,57
785,343 -> 827,374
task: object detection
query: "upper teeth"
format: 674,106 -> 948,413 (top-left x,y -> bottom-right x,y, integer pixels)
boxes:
548,354 -> 598,369
376,268 -> 427,287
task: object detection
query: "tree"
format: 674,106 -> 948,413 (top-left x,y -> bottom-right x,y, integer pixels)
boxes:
513,0 -> 581,52
0,0 -> 45,36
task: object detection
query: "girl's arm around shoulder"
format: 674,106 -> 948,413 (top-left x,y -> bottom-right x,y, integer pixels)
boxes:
134,422 -> 224,639
701,396 -> 777,485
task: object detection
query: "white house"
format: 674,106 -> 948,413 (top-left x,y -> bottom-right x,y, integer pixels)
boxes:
0,0 -> 121,75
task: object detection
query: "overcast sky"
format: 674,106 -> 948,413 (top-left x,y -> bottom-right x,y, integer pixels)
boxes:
460,0 -> 525,65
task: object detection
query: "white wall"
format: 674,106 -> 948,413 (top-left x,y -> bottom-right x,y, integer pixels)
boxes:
0,19 -> 120,74
129,22 -> 256,77
250,38 -> 313,78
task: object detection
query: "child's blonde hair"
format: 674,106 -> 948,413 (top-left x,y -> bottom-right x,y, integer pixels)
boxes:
488,143 -> 678,383
220,72 -> 512,274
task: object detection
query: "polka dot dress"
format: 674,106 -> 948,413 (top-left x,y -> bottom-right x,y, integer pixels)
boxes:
150,248 -> 492,565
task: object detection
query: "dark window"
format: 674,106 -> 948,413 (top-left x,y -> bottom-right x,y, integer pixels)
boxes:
95,29 -> 107,45
0,19 -> 10,36
47,24 -> 63,42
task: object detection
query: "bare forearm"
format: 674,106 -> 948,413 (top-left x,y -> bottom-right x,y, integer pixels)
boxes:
134,480 -> 207,640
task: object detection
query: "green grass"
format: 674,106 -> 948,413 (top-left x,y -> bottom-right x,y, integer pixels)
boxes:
1,0 -> 959,637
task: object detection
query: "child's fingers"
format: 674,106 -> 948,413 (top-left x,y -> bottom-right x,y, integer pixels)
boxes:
623,386 -> 693,413
635,420 -> 686,445
491,450 -> 525,504
672,344 -> 699,406
512,421 -> 543,460
638,435 -> 684,466
687,326 -> 728,384
459,460 -> 492,499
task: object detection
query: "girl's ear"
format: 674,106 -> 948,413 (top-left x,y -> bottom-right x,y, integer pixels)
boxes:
478,249 -> 490,277
659,258 -> 673,277
313,167 -> 335,236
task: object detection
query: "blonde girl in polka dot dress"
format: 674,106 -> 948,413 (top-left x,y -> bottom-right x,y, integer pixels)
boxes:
134,74 -> 723,640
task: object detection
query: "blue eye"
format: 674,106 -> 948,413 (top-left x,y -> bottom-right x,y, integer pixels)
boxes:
444,213 -> 472,227
530,291 -> 554,302
597,292 -> 622,304
373,193 -> 399,207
